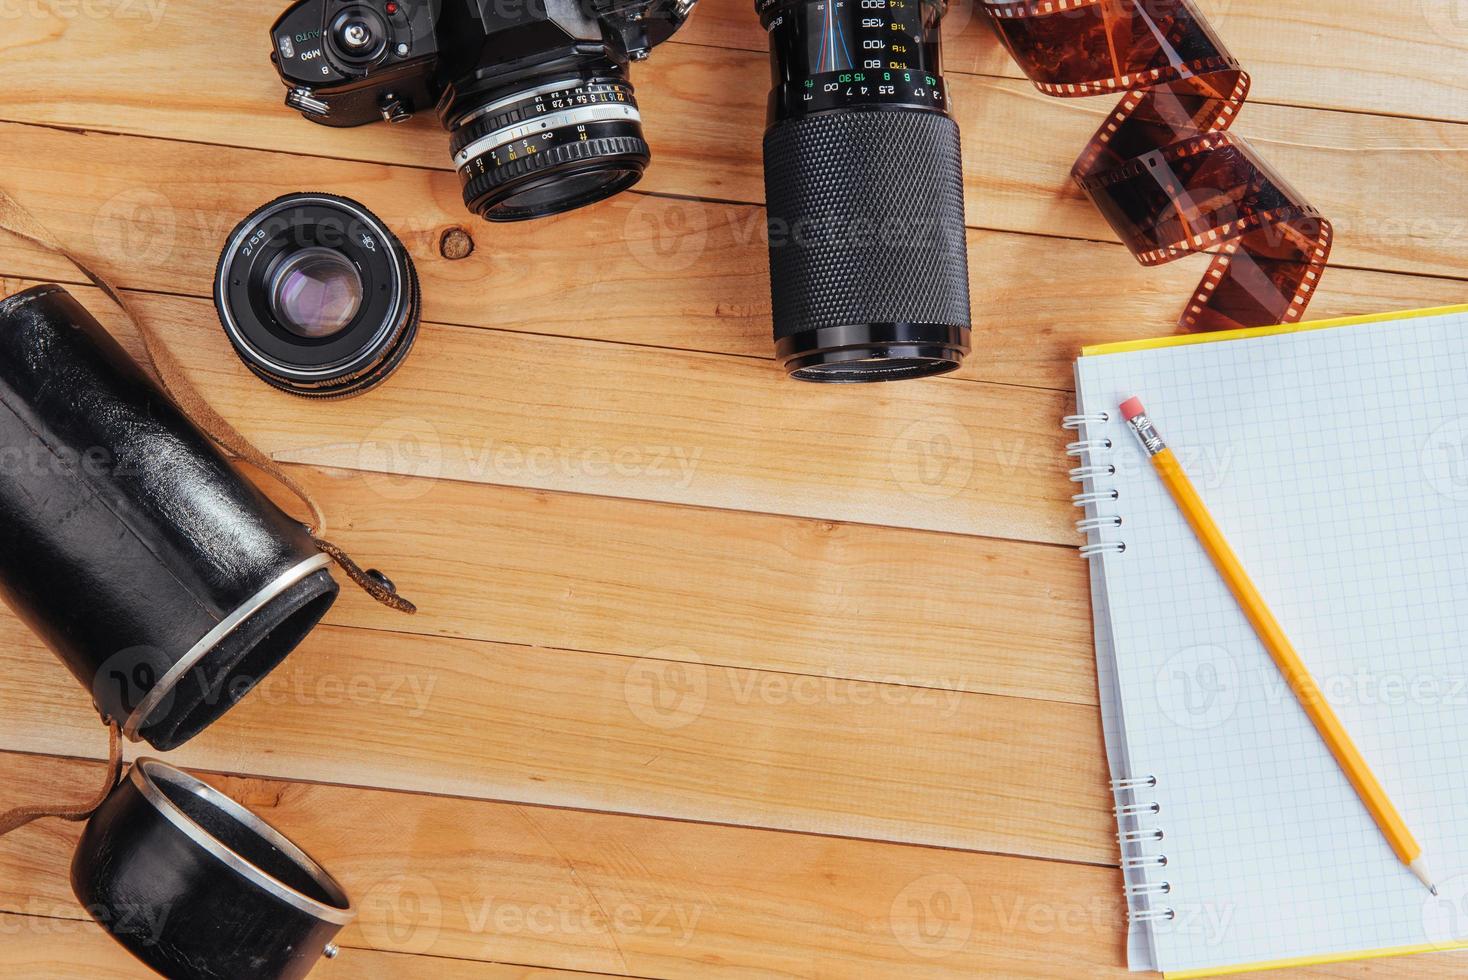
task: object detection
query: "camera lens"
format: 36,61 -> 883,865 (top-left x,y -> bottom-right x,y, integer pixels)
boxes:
758,0 -> 971,382
446,68 -> 650,222
214,193 -> 419,398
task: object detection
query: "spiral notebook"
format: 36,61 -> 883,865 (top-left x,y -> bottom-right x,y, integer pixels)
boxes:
1071,305 -> 1468,978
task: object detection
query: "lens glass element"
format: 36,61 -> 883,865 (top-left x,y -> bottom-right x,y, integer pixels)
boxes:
268,248 -> 363,340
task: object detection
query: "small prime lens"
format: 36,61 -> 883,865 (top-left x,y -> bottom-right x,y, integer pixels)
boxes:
758,0 -> 971,382
214,193 -> 419,398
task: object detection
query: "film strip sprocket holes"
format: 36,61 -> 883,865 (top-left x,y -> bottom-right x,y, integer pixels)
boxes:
982,0 -> 1333,331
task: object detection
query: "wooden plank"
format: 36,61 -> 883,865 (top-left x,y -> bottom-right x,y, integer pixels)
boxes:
7,755 -> 1465,978
0,911 -> 605,980
942,75 -> 1468,281
1,0 -> 1463,159
1,122 -> 1463,404
0,610 -> 1111,861
0,276 -> 1075,543
0,281 -> 1098,704
0,753 -> 1129,979
5,211 -> 1462,404
1,45 -> 1466,281
679,0 -> 1468,125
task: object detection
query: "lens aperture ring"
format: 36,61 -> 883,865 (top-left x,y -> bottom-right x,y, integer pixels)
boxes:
449,79 -> 637,160
458,121 -> 650,220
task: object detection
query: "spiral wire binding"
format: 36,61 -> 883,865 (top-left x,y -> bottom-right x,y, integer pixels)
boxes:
1110,775 -> 1173,923
1065,413 -> 1126,559
1075,412 -> 1169,922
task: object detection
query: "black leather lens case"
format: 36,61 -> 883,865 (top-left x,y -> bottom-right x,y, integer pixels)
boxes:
0,284 -> 338,749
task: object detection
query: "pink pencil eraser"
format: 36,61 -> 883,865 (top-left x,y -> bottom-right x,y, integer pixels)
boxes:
1119,396 -> 1146,421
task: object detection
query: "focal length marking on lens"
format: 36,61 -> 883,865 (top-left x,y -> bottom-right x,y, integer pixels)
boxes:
454,77 -> 586,128
452,103 -> 643,173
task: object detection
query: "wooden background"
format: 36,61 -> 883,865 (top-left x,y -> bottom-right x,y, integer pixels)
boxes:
0,0 -> 1465,976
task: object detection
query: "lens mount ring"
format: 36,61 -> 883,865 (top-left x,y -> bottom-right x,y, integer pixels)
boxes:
776,323 -> 971,383
214,193 -> 420,399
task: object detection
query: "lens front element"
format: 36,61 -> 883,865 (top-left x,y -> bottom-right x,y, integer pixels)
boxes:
268,247 -> 365,340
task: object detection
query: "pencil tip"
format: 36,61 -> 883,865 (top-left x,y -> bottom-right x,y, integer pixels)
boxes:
1410,857 -> 1438,895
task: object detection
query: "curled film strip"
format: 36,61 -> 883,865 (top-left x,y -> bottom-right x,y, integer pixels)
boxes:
983,0 -> 1333,331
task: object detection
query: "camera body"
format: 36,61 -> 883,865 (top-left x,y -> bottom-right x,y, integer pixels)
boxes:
272,0 -> 441,127
270,0 -> 697,220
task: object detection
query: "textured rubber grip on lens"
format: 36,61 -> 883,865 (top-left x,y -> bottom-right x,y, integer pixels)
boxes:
762,110 -> 971,341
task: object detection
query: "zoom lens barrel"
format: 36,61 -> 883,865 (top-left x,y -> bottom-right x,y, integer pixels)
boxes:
447,69 -> 651,222
758,0 -> 971,382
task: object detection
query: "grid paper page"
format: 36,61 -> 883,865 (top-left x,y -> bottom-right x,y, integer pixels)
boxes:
1076,309 -> 1468,975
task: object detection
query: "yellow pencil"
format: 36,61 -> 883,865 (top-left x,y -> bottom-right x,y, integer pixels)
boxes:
1119,396 -> 1436,894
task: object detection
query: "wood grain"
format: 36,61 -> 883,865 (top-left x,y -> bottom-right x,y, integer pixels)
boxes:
0,280 -> 1102,706
678,0 -> 1468,125
0,912 -> 601,980
0,1 -> 1462,976
0,23 -> 1466,281
0,611 -> 1113,861
6,755 -> 1466,979
0,275 -> 1076,543
0,122 -> 1462,406
0,753 -> 1132,979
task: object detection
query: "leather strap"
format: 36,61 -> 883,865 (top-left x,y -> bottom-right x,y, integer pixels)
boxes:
0,188 -> 415,615
0,723 -> 123,838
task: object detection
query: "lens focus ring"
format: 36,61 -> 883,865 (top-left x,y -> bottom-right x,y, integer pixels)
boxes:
763,110 -> 971,381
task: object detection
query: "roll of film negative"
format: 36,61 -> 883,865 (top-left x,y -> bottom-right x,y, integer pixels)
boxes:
981,0 -> 1332,331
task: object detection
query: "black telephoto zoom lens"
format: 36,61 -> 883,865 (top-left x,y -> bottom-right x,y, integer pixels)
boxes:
758,0 -> 971,382
215,193 -> 420,398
